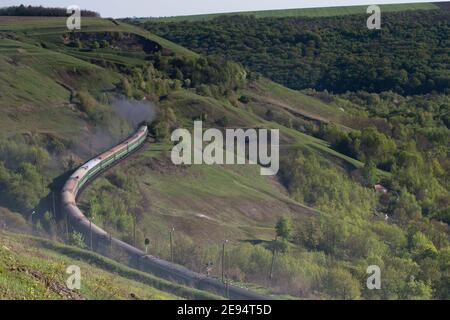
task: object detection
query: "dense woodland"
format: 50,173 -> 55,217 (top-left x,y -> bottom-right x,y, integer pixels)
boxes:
0,5 -> 99,17
138,10 -> 450,95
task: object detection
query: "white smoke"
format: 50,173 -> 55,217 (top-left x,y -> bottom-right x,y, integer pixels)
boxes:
111,97 -> 156,128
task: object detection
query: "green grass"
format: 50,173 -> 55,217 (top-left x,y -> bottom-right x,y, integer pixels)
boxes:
158,87 -> 357,167
161,86 -> 372,174
242,78 -> 390,177
0,231 -> 222,299
0,17 -> 198,58
139,3 -> 439,22
0,16 -> 197,142
249,78 -> 344,123
0,38 -> 117,140
77,82 -> 367,247
79,141 -> 298,243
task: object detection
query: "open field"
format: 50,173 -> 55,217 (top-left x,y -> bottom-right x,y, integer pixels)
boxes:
138,3 -> 439,22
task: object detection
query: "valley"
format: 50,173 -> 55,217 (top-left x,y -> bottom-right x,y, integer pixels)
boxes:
0,3 -> 448,300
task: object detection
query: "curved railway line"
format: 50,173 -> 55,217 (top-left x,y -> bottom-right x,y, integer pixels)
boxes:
61,125 -> 269,300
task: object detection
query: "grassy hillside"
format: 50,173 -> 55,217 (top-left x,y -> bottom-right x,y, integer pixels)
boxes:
0,15 -> 341,298
137,3 -> 439,22
0,17 -> 197,58
1,12 -> 447,300
0,231 -> 224,299
0,16 -> 204,177
79,142 -> 315,244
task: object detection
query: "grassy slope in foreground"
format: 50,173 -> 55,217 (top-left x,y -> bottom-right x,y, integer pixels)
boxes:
139,2 -> 439,22
0,231 -> 222,300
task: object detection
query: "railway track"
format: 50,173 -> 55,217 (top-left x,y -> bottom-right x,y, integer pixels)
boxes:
61,125 -> 269,300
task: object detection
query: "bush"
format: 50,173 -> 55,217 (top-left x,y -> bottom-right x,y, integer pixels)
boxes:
121,78 -> 133,98
106,172 -> 128,189
76,90 -> 97,114
324,268 -> 361,300
238,95 -> 250,104
69,231 -> 87,249
0,161 -> 47,213
0,140 -> 49,171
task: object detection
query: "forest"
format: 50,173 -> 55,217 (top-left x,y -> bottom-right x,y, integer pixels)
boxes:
0,5 -> 99,17
137,9 -> 450,95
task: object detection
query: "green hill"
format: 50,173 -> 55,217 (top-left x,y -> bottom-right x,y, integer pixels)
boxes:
0,15 -> 335,298
136,2 -> 439,22
0,12 -> 448,300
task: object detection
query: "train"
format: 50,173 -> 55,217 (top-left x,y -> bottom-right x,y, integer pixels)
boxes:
61,125 -> 268,300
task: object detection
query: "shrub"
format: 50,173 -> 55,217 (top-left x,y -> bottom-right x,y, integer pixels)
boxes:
69,231 -> 86,249
238,95 -> 250,104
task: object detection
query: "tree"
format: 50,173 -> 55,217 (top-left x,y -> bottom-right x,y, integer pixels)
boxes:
362,160 -> 378,186
275,239 -> 289,253
141,11 -> 450,95
174,68 -> 184,81
393,189 -> 422,222
358,127 -> 396,165
275,216 -> 292,240
75,39 -> 82,49
70,231 -> 86,249
411,231 -> 438,260
100,40 -> 109,48
325,268 -> 361,300
153,121 -> 170,142
238,95 -> 250,104
88,197 -> 101,221
402,278 -> 433,300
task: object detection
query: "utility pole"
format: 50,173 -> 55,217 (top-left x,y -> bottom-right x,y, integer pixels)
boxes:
52,192 -> 56,219
170,227 -> 175,263
145,238 -> 150,254
221,239 -> 229,283
269,236 -> 278,280
90,220 -> 93,251
109,233 -> 113,254
65,211 -> 69,241
269,250 -> 276,280
30,210 -> 35,224
89,139 -> 93,157
30,210 -> 36,233
133,214 -> 136,247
